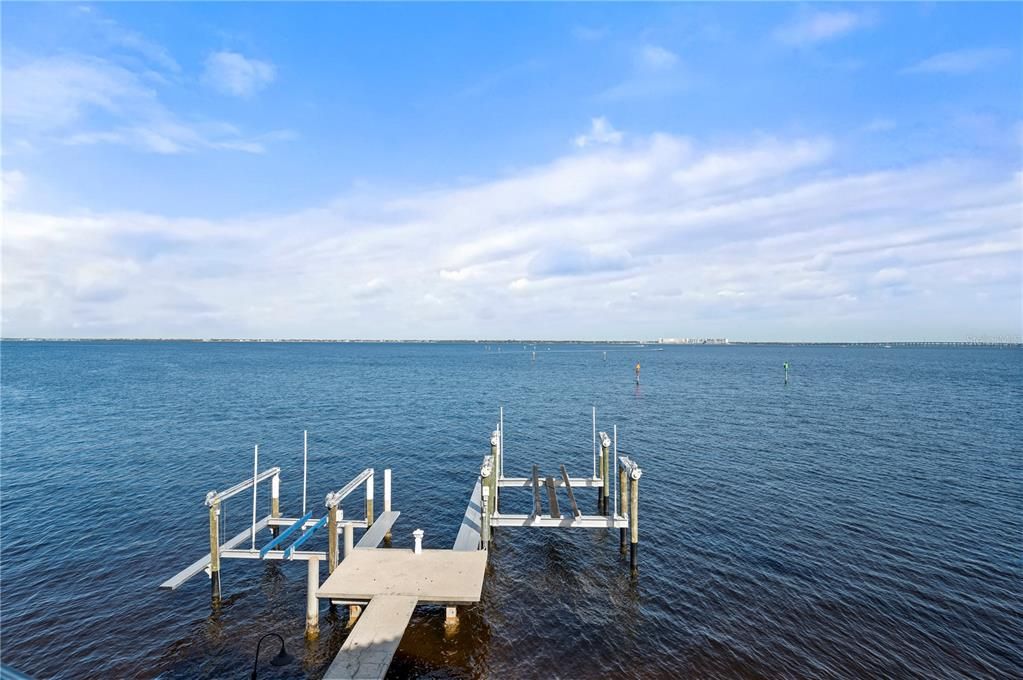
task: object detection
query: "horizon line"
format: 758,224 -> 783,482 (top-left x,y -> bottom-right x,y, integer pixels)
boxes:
2,337 -> 1020,346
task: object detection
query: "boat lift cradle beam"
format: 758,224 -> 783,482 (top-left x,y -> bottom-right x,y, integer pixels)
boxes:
205,467 -> 281,506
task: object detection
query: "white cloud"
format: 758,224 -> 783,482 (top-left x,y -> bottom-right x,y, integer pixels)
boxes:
638,45 -> 679,70
202,51 -> 276,97
573,117 -> 623,148
2,131 -> 1019,340
903,47 -> 1011,75
2,170 -> 26,207
871,267 -> 909,287
2,56 -> 146,129
2,55 -> 288,154
600,46 -> 686,100
774,11 -> 873,46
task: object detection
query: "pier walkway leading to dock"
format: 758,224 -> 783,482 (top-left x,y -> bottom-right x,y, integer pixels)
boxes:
321,595 -> 418,680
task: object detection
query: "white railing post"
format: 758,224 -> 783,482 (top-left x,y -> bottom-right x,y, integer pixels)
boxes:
302,430 -> 308,514
365,471 -> 375,527
413,529 -> 424,555
250,445 -> 259,549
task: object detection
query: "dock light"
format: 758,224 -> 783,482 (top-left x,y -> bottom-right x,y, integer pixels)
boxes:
251,633 -> 293,679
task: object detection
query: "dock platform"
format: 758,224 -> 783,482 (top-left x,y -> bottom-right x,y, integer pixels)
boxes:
317,548 -> 487,604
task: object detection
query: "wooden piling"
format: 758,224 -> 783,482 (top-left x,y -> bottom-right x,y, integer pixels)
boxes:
491,430 -> 500,513
619,466 -> 628,554
481,485 -> 490,545
629,475 -> 639,570
383,469 -> 392,541
344,521 -> 354,559
327,505 -> 339,574
208,500 -> 221,599
270,473 -> 281,538
599,433 -> 610,515
306,557 -> 320,638
343,522 -> 361,623
365,474 -> 375,528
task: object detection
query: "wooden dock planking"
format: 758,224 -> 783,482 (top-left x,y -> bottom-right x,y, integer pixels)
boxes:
322,594 -> 418,680
531,465 -> 542,517
356,511 -> 400,549
559,465 -> 581,518
317,549 -> 487,604
544,476 -> 561,519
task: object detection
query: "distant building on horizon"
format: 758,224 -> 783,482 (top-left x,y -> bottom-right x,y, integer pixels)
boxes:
655,337 -> 729,345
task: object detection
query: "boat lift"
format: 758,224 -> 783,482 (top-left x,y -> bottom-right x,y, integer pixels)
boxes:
159,435 -> 396,636
477,408 -> 642,569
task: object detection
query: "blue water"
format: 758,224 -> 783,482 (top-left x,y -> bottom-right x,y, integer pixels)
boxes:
1,341 -> 1021,679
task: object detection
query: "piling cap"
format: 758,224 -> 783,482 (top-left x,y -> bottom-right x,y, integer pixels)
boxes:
630,466 -> 643,481
490,435 -> 499,447
599,432 -> 611,447
204,491 -> 217,507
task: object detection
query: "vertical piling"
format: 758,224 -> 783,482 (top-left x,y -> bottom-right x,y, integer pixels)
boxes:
365,472 -> 375,527
306,557 -> 320,638
302,430 -> 308,514
629,470 -> 641,571
250,444 -> 259,549
270,473 -> 281,538
208,499 -> 221,600
619,466 -> 628,554
599,432 -> 610,515
490,431 -> 500,514
481,485 -> 490,546
327,503 -> 339,574
383,468 -> 392,540
343,522 -> 360,623
343,522 -> 354,559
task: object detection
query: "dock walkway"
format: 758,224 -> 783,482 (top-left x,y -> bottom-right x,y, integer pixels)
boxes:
321,595 -> 418,680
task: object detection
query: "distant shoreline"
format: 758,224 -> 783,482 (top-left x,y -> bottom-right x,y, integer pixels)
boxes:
2,338 -> 1019,347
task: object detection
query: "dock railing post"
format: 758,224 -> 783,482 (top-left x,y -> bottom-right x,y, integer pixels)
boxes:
343,522 -> 360,623
302,430 -> 308,514
491,430 -> 500,513
327,499 -> 339,574
208,498 -> 221,600
365,471 -> 375,528
251,444 -> 259,549
599,433 -> 610,515
629,465 -> 642,571
619,465 -> 628,554
481,485 -> 490,547
270,472 -> 280,538
306,557 -> 320,638
383,468 -> 392,541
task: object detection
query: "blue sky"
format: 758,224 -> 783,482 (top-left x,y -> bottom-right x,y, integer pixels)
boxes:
2,2 -> 1021,340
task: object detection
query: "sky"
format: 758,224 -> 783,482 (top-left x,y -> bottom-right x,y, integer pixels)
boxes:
2,2 -> 1021,341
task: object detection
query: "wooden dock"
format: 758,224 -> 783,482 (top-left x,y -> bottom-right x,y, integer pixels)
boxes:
160,409 -> 641,679
317,549 -> 487,604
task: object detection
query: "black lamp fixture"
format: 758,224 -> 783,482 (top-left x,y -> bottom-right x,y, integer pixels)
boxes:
251,633 -> 294,679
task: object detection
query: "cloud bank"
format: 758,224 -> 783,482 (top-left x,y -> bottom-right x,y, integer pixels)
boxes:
3,125 -> 1019,340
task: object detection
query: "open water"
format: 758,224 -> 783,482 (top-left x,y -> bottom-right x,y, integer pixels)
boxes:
1,341 -> 1020,679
